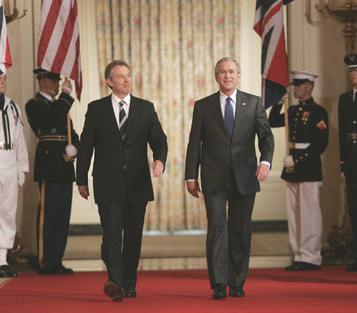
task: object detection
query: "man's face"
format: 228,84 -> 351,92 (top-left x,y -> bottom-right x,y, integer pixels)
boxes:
293,83 -> 310,100
106,65 -> 132,96
0,75 -> 6,93
40,78 -> 60,97
215,61 -> 240,95
349,70 -> 357,86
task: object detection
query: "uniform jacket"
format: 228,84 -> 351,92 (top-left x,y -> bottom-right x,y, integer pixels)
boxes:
269,97 -> 329,182
25,92 -> 78,183
76,94 -> 168,205
185,90 -> 274,195
338,90 -> 357,181
0,95 -> 29,174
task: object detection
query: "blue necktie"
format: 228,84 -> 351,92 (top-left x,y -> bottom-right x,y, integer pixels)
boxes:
224,97 -> 234,137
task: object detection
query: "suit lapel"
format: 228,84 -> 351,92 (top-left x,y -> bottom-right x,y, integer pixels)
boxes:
125,94 -> 138,139
210,92 -> 226,135
233,89 -> 245,139
104,95 -> 120,136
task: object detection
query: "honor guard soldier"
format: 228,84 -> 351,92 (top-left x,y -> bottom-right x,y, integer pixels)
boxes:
0,72 -> 29,277
25,68 -> 79,275
339,54 -> 357,272
269,70 -> 329,271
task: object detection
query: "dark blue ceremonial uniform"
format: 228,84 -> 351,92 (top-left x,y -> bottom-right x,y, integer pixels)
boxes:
339,90 -> 357,260
26,92 -> 78,272
269,97 -> 329,182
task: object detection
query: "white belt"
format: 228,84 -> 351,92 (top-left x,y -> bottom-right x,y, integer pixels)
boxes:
289,142 -> 310,149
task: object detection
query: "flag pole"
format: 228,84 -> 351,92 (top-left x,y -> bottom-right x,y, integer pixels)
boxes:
283,95 -> 289,156
67,113 -> 72,145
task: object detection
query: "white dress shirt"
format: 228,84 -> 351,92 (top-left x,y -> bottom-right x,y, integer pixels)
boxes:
111,93 -> 131,128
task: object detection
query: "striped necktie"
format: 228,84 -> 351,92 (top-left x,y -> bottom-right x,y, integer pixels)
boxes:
119,100 -> 127,129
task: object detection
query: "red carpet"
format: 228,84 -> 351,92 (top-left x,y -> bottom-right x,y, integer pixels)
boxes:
1,267 -> 357,313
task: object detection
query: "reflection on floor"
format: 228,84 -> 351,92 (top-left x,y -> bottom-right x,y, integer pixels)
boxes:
61,232 -> 292,271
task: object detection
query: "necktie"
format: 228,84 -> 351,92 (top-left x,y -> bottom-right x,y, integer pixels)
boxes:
119,100 -> 127,128
224,97 -> 234,137
354,91 -> 357,105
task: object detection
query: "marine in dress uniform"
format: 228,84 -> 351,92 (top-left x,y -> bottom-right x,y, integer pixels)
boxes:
269,70 -> 329,271
25,69 -> 78,275
0,72 -> 29,277
339,54 -> 357,272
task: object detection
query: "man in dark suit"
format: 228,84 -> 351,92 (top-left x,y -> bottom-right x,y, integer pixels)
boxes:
339,54 -> 357,272
185,57 -> 274,299
269,70 -> 328,272
26,69 -> 78,275
77,60 -> 167,301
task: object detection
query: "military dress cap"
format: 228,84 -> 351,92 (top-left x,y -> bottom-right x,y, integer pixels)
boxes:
290,70 -> 318,86
33,68 -> 61,81
344,54 -> 357,71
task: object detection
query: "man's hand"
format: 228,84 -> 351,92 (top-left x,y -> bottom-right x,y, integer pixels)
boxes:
186,180 -> 201,198
78,185 -> 90,200
18,171 -> 25,186
284,155 -> 295,168
256,163 -> 270,182
62,78 -> 72,94
152,160 -> 164,177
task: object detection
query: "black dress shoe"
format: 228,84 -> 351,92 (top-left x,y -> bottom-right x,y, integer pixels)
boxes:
212,284 -> 227,300
38,265 -> 74,275
123,287 -> 137,298
229,287 -> 245,297
0,265 -> 18,278
57,265 -> 74,274
285,261 -> 321,271
346,261 -> 357,272
103,281 -> 123,301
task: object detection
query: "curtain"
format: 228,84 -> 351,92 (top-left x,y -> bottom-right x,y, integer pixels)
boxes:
96,0 -> 241,231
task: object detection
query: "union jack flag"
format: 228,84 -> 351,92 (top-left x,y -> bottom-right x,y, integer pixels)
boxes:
0,0 -> 12,74
254,0 -> 294,109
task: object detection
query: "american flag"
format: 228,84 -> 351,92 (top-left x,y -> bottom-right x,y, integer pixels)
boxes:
37,0 -> 82,99
254,0 -> 293,109
0,0 -> 12,74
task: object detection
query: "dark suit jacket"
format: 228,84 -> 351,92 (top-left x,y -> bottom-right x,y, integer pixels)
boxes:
76,94 -> 168,204
26,92 -> 79,183
185,90 -> 274,195
339,90 -> 357,181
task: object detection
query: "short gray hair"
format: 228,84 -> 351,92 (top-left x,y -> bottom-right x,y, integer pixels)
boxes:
215,57 -> 240,74
104,60 -> 130,80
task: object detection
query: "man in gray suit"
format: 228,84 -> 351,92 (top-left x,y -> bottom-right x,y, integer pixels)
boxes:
185,57 -> 274,299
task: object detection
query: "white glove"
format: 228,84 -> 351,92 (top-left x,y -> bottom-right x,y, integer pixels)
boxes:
61,78 -> 72,94
65,144 -> 77,158
284,155 -> 295,168
18,171 -> 25,186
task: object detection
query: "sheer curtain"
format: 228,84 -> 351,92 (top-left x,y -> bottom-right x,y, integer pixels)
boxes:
96,0 -> 241,231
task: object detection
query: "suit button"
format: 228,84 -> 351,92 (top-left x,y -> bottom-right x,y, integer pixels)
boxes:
353,140 -> 356,144
353,121 -> 356,124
